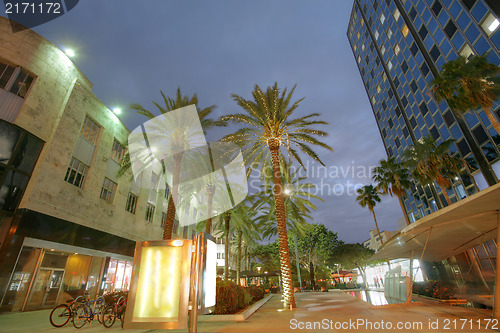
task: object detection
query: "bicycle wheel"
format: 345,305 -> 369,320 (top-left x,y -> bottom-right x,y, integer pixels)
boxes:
49,304 -> 71,327
101,305 -> 116,328
72,305 -> 89,329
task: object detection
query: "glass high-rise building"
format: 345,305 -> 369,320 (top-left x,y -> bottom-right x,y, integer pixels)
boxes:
347,0 -> 500,222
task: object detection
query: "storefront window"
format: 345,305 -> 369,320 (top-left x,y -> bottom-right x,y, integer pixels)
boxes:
104,259 -> 133,292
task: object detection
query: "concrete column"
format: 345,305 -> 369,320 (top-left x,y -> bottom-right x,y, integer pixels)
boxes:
494,211 -> 500,319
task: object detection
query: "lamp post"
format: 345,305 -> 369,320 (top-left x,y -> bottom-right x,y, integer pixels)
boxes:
335,263 -> 340,284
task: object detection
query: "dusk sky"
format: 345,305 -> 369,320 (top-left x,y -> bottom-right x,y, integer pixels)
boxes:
3,0 -> 404,243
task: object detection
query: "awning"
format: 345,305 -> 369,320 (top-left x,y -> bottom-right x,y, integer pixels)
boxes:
371,182 -> 500,262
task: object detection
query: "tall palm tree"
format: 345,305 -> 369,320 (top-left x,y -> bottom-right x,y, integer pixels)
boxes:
403,136 -> 465,207
431,54 -> 500,135
127,88 -> 216,240
356,185 -> 383,245
220,82 -> 332,309
373,157 -> 412,226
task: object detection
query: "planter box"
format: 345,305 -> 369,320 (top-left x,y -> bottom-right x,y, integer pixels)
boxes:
199,294 -> 273,322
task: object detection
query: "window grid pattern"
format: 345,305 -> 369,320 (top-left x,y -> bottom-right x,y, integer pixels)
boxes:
125,192 -> 138,214
146,203 -> 155,222
100,177 -> 117,203
0,61 -> 35,98
347,0 -> 500,222
111,139 -> 126,163
64,157 -> 88,188
80,116 -> 100,144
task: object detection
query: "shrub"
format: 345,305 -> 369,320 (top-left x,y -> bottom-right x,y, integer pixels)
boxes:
214,281 -> 251,314
319,281 -> 329,291
412,281 -> 456,300
246,285 -> 265,303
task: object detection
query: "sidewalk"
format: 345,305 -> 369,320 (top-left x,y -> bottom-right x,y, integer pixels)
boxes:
0,290 -> 497,332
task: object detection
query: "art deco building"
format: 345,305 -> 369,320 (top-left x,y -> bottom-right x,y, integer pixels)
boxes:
0,17 -> 176,312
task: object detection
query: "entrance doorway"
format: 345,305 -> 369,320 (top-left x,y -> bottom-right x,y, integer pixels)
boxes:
27,250 -> 68,309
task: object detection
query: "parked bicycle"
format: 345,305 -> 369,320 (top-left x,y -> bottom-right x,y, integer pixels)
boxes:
49,295 -> 85,328
101,292 -> 128,328
72,292 -> 106,329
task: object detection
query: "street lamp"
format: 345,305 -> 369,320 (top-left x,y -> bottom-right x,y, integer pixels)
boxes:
334,263 -> 341,284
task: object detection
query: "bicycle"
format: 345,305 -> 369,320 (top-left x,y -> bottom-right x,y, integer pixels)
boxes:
72,292 -> 106,329
49,295 -> 85,327
101,292 -> 128,328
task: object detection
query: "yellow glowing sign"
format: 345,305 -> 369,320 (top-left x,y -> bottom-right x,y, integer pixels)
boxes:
133,246 -> 183,320
124,240 -> 191,330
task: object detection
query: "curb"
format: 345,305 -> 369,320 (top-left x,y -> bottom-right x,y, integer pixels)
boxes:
199,294 -> 273,322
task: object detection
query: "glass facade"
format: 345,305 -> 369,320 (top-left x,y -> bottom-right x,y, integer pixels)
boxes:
347,0 -> 500,220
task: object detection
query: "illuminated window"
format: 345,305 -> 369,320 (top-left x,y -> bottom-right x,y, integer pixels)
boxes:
382,72 -> 387,82
459,44 -> 474,59
362,43 -> 365,51
353,44 -> 357,52
377,85 -> 382,93
402,24 -> 409,37
481,13 -> 500,36
387,60 -> 393,70
387,28 -> 393,39
80,116 -> 100,144
371,96 -> 376,104
361,18 -> 364,26
357,31 -> 360,39
375,30 -> 380,40
394,8 -> 400,21
125,192 -> 138,214
100,177 -> 117,203
380,13 -> 386,24
357,56 -> 361,63
146,203 -> 155,222
381,45 -> 386,55
394,44 -> 401,55
111,139 -> 126,163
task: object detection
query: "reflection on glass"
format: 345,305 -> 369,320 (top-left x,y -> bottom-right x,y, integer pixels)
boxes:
0,122 -> 20,164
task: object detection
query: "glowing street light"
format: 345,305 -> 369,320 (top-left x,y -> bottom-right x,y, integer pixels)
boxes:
64,48 -> 75,57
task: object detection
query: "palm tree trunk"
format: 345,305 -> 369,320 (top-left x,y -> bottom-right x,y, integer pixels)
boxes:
237,230 -> 242,285
244,245 -> 248,271
204,186 -> 216,234
371,208 -> 383,246
224,213 -> 230,280
398,195 -> 411,226
163,153 -> 183,240
483,107 -> 500,138
269,141 -> 295,309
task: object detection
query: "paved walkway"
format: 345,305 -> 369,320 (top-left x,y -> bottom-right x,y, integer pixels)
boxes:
0,290 -> 498,332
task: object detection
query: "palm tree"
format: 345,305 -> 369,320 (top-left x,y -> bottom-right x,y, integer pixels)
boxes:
356,185 -> 383,245
373,157 -> 412,226
431,54 -> 500,135
220,82 -> 332,309
403,136 -> 464,207
127,88 -> 216,240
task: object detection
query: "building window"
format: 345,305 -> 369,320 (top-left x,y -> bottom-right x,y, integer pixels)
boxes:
380,13 -> 385,25
394,8 -> 400,21
381,45 -> 386,55
111,139 -> 126,163
444,20 -> 458,38
387,60 -> 393,70
0,61 -> 35,98
80,116 -> 100,144
402,24 -> 409,38
100,177 -> 117,203
148,204 -> 159,223
459,44 -> 474,59
146,203 -> 155,222
480,13 -> 500,36
64,157 -> 88,188
431,1 -> 442,16
125,192 -> 138,214
388,28 -> 393,39
394,44 -> 401,55
375,30 -> 380,40
161,212 -> 167,228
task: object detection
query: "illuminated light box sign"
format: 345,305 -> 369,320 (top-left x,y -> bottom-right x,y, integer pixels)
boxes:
200,234 -> 217,314
124,240 -> 192,330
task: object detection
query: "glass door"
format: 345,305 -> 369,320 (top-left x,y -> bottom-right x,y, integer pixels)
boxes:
28,268 -> 65,308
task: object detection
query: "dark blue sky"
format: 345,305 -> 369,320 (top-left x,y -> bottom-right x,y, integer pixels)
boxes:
4,0 -> 404,243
